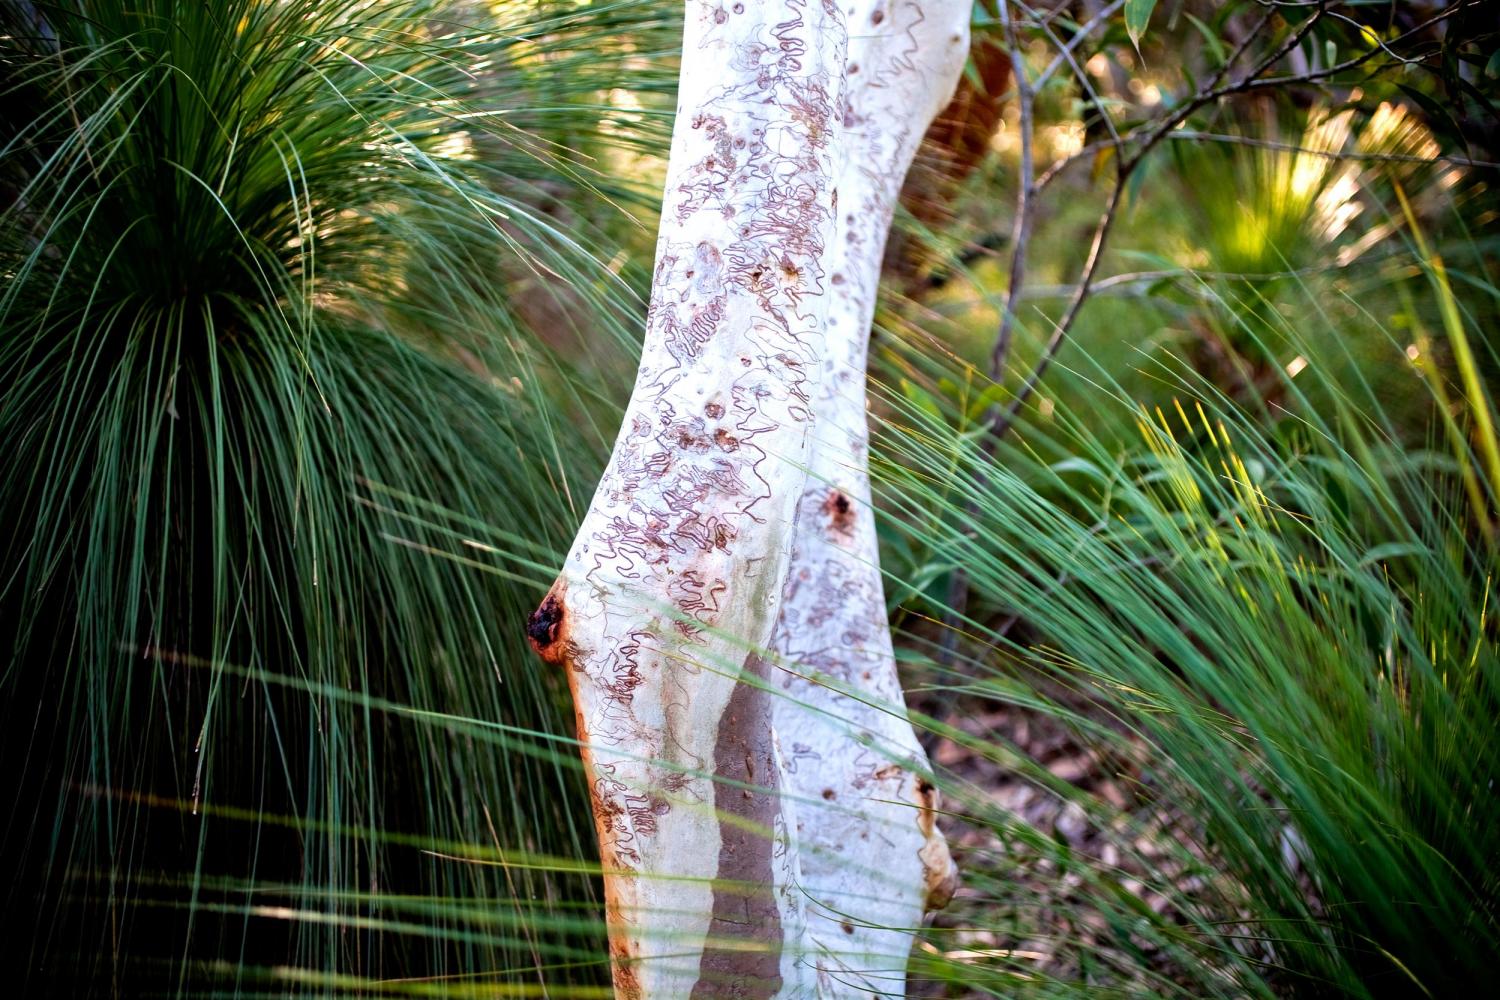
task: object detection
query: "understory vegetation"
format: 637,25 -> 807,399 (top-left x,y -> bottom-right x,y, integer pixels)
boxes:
2,1 -> 1496,997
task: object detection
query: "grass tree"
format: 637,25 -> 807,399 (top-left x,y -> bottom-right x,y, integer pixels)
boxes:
525,1 -> 970,996
0,0 -> 668,993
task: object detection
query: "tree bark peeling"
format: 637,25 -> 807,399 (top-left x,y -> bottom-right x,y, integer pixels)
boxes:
691,653 -> 789,1000
529,2 -> 969,996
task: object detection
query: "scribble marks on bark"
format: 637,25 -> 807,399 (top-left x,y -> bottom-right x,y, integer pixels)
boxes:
611,937 -> 644,1000
690,653 -> 785,999
530,2 -> 853,993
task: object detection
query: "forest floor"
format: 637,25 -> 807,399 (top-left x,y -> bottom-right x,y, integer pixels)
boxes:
907,678 -> 1290,996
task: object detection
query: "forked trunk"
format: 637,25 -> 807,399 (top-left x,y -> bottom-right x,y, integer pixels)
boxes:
527,2 -> 968,996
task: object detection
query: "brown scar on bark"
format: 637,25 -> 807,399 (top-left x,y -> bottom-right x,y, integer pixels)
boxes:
525,583 -> 569,664
610,935 -> 643,1000
916,777 -> 959,911
821,487 -> 856,537
528,580 -> 643,998
690,652 -> 785,999
597,786 -> 644,1000
676,427 -> 713,452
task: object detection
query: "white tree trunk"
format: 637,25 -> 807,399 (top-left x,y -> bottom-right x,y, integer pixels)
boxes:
528,3 -> 967,997
770,1 -> 968,993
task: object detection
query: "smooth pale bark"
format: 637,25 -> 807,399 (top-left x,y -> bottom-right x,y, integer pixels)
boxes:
527,2 -> 844,996
770,1 -> 968,992
528,2 -> 968,996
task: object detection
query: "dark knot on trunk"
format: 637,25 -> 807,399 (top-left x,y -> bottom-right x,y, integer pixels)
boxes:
527,592 -> 564,651
821,487 -> 856,537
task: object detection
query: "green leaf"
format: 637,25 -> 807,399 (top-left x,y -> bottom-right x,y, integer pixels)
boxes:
1356,542 -> 1429,567
1398,83 -> 1468,150
901,378 -> 946,423
1183,13 -> 1226,67
1125,0 -> 1159,50
965,383 -> 1011,421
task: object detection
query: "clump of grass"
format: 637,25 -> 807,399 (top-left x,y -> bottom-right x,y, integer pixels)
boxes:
0,1 -> 671,993
875,240 -> 1498,996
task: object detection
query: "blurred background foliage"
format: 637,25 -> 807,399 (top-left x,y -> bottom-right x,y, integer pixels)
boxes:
1,0 -> 1496,997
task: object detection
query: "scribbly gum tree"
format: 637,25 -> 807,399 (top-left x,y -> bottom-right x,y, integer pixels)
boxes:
525,1 -> 969,995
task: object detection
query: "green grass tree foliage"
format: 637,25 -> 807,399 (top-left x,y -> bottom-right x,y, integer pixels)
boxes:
877,251 -> 1499,996
0,1 -> 670,994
